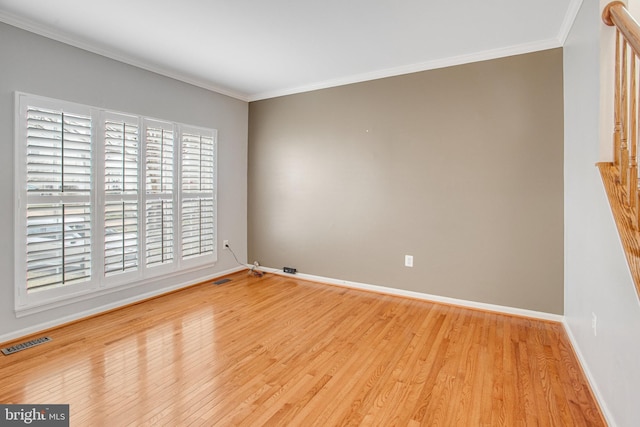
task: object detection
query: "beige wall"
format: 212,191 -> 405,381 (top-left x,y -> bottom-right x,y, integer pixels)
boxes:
248,48 -> 563,314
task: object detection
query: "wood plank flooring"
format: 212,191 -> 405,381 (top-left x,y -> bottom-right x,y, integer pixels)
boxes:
0,272 -> 605,426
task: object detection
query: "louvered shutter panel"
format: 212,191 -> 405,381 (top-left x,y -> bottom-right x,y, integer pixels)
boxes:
146,126 -> 174,193
105,120 -> 138,195
25,106 -> 92,291
145,199 -> 174,264
105,201 -> 139,274
181,198 -> 215,257
104,117 -> 139,275
181,131 -> 216,259
145,123 -> 174,266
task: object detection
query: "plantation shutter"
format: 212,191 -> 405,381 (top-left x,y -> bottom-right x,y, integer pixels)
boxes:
104,116 -> 139,275
145,122 -> 174,266
16,94 -> 219,311
25,106 -> 92,291
181,131 -> 216,258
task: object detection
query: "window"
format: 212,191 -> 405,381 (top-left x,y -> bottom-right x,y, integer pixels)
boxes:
24,104 -> 92,292
181,129 -> 216,259
15,93 -> 217,311
145,121 -> 175,267
104,113 -> 139,276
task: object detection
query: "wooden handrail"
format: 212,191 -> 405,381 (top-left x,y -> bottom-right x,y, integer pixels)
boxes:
604,2 -> 640,57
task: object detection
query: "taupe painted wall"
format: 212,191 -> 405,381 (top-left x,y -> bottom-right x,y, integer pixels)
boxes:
248,49 -> 564,314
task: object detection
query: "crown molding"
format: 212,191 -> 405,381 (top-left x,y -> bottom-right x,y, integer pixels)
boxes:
248,38 -> 563,101
557,0 -> 585,45
1,4 -> 577,104
0,11 -> 250,102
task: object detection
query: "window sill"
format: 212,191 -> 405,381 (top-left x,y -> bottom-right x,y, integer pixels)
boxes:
15,261 -> 225,318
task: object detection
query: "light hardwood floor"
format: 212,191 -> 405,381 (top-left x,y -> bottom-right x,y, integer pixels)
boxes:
0,272 -> 605,426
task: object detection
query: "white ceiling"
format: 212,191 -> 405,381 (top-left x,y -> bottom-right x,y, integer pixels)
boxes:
0,0 -> 580,101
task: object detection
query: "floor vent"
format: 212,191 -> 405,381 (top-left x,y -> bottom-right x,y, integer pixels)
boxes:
2,336 -> 52,356
213,278 -> 232,285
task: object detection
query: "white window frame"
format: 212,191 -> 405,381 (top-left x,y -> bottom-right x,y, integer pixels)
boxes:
14,92 -> 218,314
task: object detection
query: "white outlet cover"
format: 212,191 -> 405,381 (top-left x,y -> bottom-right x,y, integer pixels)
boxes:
405,255 -> 413,267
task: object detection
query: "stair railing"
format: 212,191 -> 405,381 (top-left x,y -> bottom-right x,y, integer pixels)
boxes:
602,1 -> 640,297
603,2 -> 640,217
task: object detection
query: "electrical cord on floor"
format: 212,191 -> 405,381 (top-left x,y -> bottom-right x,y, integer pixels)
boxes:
226,243 -> 264,277
226,244 -> 244,267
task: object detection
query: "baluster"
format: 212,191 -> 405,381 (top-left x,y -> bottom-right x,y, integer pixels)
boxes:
621,41 -> 629,186
615,30 -> 622,168
636,51 -> 640,229
630,53 -> 638,224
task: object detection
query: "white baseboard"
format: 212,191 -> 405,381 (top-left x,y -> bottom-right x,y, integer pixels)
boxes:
562,321 -> 616,427
259,267 -> 564,322
0,266 -> 245,345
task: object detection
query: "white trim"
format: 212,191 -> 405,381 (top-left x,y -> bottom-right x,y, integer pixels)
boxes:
557,0 -> 585,46
1,266 -> 245,345
0,11 -> 249,102
16,263 -> 244,317
259,267 -> 564,322
248,39 -> 563,101
562,321 -> 617,427
0,9 -> 570,103
14,92 -> 25,310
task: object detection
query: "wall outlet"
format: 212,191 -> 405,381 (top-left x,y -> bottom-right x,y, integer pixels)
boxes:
405,255 -> 413,267
592,312 -> 597,336
223,240 -> 229,249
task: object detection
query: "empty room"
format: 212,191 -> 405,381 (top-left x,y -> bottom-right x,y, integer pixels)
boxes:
0,0 -> 638,425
